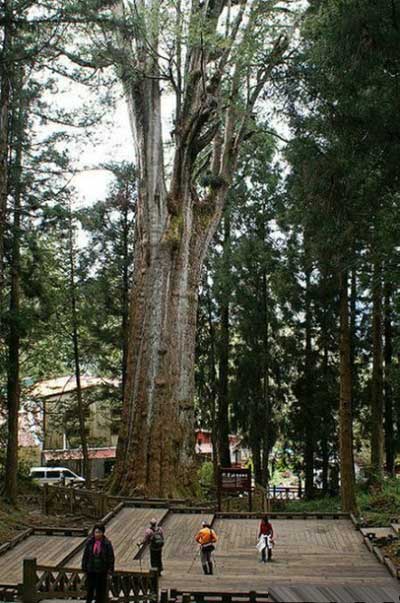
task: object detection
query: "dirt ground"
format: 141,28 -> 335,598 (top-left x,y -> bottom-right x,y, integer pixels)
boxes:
0,496 -> 88,545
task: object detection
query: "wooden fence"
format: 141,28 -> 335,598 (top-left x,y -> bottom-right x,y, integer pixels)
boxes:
42,484 -> 193,518
42,483 -> 116,518
19,558 -> 159,603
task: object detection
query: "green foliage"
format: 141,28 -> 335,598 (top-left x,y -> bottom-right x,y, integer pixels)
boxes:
198,461 -> 214,494
283,496 -> 342,514
357,479 -> 400,526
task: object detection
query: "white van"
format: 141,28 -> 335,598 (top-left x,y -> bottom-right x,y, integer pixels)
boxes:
30,466 -> 85,486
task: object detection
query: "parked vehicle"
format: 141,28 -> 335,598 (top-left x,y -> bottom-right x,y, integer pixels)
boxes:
30,466 -> 85,485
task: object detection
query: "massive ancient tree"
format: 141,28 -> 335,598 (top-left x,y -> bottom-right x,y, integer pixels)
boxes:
111,0 -> 296,496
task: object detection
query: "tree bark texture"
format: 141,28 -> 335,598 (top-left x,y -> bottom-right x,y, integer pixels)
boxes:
370,259 -> 384,479
338,270 -> 357,512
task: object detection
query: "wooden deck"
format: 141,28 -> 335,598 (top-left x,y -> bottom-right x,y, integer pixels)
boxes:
0,507 -> 399,602
0,534 -> 83,586
269,583 -> 400,603
67,506 -> 169,570
159,518 -> 400,595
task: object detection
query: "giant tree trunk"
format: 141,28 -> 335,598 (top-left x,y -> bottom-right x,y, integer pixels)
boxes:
111,0 -> 292,496
338,270 -> 357,512
384,279 -> 394,476
370,259 -> 384,480
112,39 -> 231,497
114,212 -> 221,496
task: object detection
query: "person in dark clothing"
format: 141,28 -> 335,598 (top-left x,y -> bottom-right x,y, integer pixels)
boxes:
258,516 -> 274,562
141,518 -> 164,575
82,523 -> 115,603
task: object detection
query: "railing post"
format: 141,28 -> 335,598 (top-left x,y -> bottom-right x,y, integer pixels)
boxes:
149,569 -> 159,597
160,590 -> 169,603
285,487 -> 289,500
21,557 -> 37,603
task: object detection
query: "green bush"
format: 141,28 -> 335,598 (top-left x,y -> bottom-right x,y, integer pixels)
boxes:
198,461 -> 214,497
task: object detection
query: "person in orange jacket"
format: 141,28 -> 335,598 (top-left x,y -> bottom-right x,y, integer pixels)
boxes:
195,521 -> 218,575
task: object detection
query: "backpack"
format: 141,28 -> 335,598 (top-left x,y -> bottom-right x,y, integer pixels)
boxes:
150,528 -> 164,550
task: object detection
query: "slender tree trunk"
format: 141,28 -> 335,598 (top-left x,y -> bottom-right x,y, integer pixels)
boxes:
0,0 -> 12,293
321,328 -> 330,495
217,207 -> 231,467
252,438 -> 262,486
304,240 -> 314,499
371,259 -> 384,480
4,75 -> 23,504
121,189 -> 131,399
205,277 -> 219,484
350,270 -> 357,404
261,269 -> 270,488
338,270 -> 357,512
68,211 -> 91,487
321,439 -> 329,494
384,279 -> 394,476
349,269 -> 357,473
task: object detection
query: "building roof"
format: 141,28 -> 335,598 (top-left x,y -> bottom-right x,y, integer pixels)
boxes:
43,447 -> 117,461
29,375 -> 119,399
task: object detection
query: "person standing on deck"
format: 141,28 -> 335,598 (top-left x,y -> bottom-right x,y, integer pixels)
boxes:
258,515 -> 274,562
141,518 -> 164,575
82,523 -> 115,603
195,521 -> 218,575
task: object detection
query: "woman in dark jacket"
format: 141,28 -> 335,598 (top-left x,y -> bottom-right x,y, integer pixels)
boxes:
82,523 -> 115,603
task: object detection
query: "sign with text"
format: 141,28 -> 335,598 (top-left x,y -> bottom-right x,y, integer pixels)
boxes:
217,466 -> 252,511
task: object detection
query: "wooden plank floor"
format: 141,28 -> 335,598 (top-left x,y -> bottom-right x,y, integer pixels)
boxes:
2,509 -> 399,602
0,535 -> 83,586
67,506 -> 168,570
269,583 -> 400,603
159,518 -> 400,595
158,512 -> 214,562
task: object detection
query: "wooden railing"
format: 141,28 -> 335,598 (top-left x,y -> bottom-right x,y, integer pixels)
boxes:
267,486 -> 302,500
19,558 -> 159,603
42,483 -> 193,518
42,483 -> 115,518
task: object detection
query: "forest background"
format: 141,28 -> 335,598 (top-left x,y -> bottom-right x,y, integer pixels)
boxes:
0,0 -> 399,518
